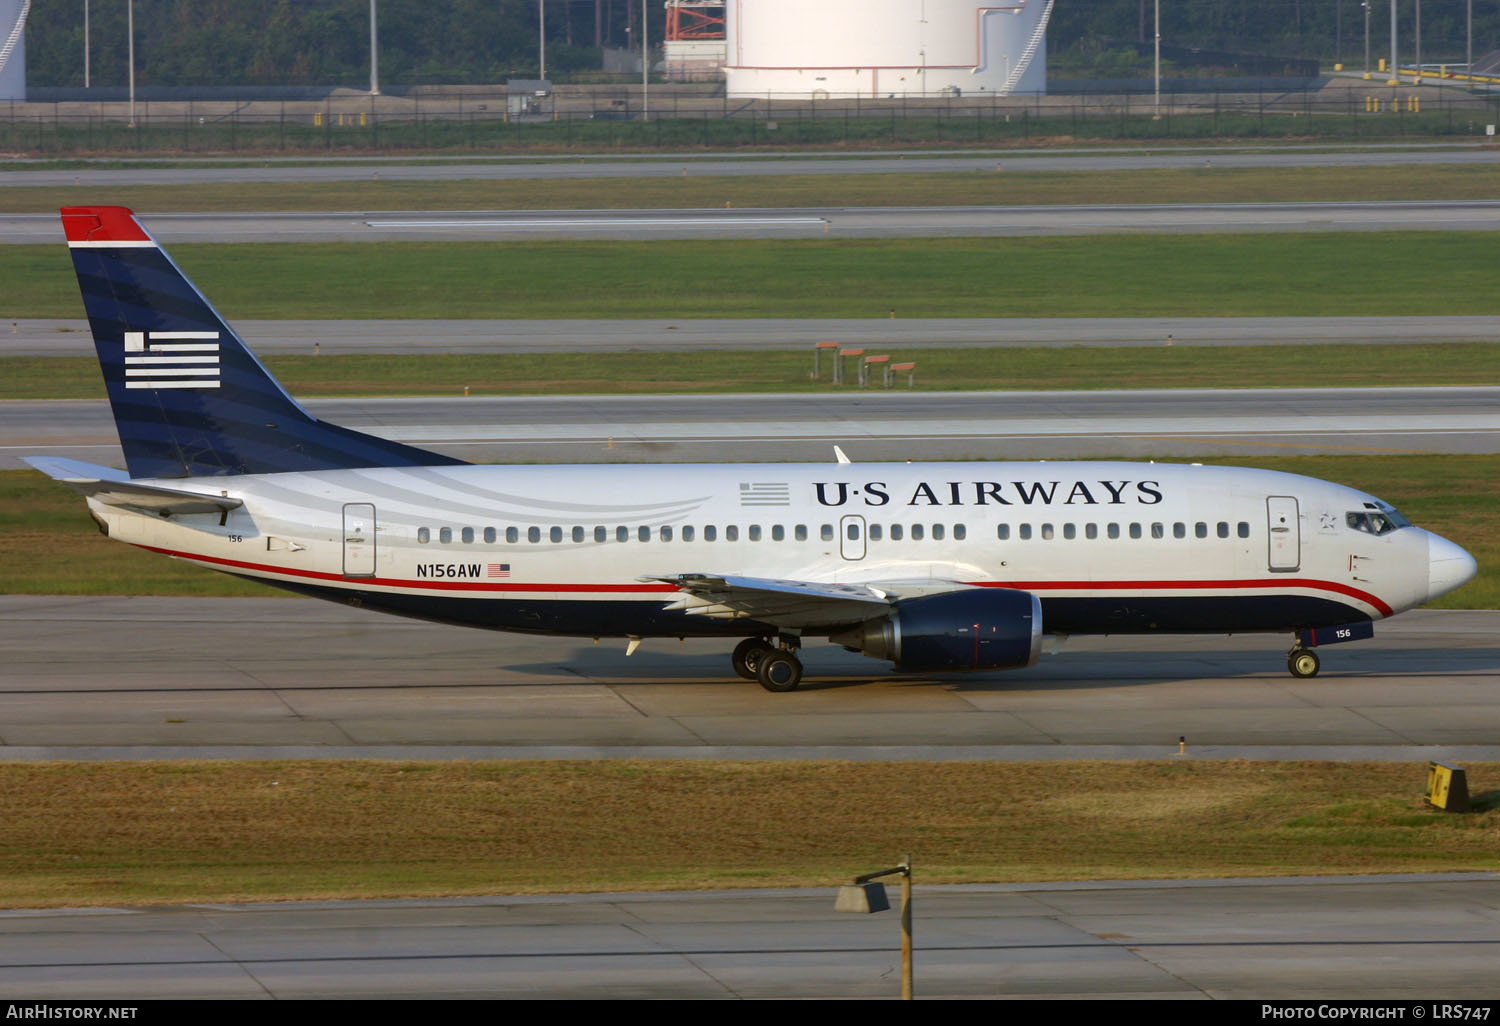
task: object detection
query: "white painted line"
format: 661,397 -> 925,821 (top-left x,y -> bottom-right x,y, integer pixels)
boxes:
364,217 -> 828,230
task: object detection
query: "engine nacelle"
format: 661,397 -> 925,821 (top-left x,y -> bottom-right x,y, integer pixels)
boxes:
830,588 -> 1043,672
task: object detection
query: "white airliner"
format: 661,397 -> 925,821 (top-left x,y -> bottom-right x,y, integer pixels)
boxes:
28,206 -> 1477,691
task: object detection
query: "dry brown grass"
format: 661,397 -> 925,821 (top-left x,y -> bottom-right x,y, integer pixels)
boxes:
1,761 -> 1494,908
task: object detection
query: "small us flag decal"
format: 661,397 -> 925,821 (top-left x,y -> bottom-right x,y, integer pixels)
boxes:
487,564 -> 511,578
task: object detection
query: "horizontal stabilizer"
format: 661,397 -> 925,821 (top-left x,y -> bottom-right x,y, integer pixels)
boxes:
24,456 -> 242,515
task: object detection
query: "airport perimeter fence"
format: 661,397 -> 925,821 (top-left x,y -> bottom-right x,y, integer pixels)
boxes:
4,85 -> 1500,154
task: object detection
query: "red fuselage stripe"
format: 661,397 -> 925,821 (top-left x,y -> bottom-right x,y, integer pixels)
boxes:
137,544 -> 1395,615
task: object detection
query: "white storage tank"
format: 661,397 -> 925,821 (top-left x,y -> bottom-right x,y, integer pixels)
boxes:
724,0 -> 1050,99
0,0 -> 27,101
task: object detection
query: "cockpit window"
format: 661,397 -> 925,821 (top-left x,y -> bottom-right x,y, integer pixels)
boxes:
1347,511 -> 1405,535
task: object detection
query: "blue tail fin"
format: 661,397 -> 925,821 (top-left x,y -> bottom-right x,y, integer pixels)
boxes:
62,206 -> 467,479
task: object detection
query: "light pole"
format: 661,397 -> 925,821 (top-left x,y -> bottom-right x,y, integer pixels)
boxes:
642,0 -> 649,122
1387,0 -> 1398,84
127,0 -> 135,126
835,854 -> 914,1000
83,0 -> 89,88
539,0 -> 546,80
1153,0 -> 1160,119
369,0 -> 380,95
1363,1 -> 1371,78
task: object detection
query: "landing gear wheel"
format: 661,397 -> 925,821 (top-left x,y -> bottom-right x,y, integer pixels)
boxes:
1287,648 -> 1320,679
732,638 -> 772,681
756,650 -> 804,693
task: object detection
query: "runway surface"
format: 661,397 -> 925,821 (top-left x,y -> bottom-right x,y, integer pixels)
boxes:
6,315 -> 1500,357
5,387 -> 1497,470
10,200 -> 1500,242
3,597 -> 1496,760
6,144 -> 1500,187
3,875 -> 1497,999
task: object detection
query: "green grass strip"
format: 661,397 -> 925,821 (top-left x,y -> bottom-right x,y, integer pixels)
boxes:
5,343 -> 1500,400
4,164 -> 1500,213
6,233 -> 1500,320
0,760 -> 1494,907
6,454 -> 1496,607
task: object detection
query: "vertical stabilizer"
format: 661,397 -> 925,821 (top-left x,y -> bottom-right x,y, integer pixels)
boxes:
62,205 -> 467,478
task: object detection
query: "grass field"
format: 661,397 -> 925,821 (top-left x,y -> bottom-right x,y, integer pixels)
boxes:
5,164 -> 1500,214
6,342 -> 1500,400
0,760 -> 1493,907
6,454 -> 1495,607
5,232 -> 1500,320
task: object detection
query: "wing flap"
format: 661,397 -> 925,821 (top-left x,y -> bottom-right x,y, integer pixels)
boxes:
646,573 -> 895,630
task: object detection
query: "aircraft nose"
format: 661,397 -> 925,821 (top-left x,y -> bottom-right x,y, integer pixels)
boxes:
1428,533 -> 1477,601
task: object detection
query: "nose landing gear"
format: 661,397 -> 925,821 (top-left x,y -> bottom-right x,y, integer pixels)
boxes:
1287,646 -> 1320,679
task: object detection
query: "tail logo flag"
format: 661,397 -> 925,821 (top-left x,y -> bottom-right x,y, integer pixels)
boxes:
124,331 -> 221,389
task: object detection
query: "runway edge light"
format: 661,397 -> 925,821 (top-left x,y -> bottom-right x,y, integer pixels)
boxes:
1425,762 -> 1470,813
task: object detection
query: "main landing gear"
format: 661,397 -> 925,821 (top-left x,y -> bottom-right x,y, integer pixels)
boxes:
1287,646 -> 1320,679
733,636 -> 804,693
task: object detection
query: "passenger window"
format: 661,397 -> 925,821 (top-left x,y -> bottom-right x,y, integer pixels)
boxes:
821,524 -> 834,541
1151,523 -> 1164,539
772,525 -> 785,541
573,526 -> 585,543
551,527 -> 563,543
890,524 -> 903,541
1041,523 -> 1054,540
682,526 -> 695,542
616,526 -> 629,543
912,524 -> 925,540
932,524 -> 945,540
749,525 -> 762,541
638,526 -> 650,542
527,527 -> 540,543
595,526 -> 607,543
484,527 -> 497,544
461,527 -> 475,544
1019,524 -> 1032,540
870,524 -> 883,541
1129,523 -> 1142,539
417,527 -> 430,544
1238,522 -> 1251,538
705,525 -> 718,542
1173,523 -> 1186,539
1195,522 -> 1208,539
660,526 -> 672,542
507,526 -> 520,543
1108,523 -> 1120,539
440,527 -> 453,544
997,524 -> 1010,540
795,525 -> 807,541
726,525 -> 739,541
1217,522 -> 1230,539
847,522 -> 861,540
1085,523 -> 1098,540
1063,524 -> 1076,540
953,524 -> 966,541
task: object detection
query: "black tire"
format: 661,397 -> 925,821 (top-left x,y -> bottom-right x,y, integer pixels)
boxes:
756,650 -> 803,693
1288,648 -> 1320,679
732,638 -> 771,681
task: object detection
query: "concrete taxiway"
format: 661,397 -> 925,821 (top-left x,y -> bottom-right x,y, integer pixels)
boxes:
9,200 -> 1500,243
2,597 -> 1496,760
5,387 -> 1498,470
3,876 -> 1497,999
5,315 -> 1499,357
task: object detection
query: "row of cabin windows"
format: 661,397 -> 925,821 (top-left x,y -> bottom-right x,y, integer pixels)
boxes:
415,523 -> 969,545
998,521 -> 1252,541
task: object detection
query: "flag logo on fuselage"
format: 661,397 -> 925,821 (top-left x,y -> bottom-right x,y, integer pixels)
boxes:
123,331 -> 221,389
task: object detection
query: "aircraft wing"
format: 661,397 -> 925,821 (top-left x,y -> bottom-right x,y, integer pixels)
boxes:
648,573 -> 941,630
24,456 -> 243,515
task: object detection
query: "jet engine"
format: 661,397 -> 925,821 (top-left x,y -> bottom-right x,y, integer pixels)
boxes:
830,588 -> 1043,672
